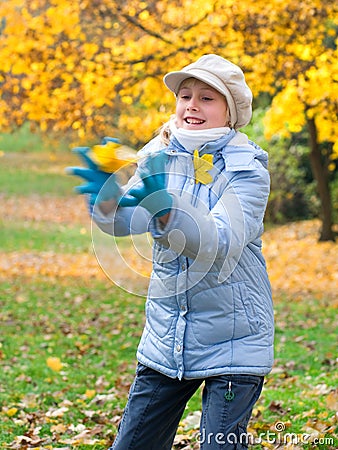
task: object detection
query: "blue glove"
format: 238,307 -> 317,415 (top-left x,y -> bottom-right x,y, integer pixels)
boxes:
66,145 -> 121,206
101,136 -> 120,145
119,151 -> 172,217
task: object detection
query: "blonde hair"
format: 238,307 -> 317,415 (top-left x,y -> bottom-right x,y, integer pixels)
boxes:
159,119 -> 172,146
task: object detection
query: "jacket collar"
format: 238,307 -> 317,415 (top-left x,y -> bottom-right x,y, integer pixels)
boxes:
167,129 -> 236,156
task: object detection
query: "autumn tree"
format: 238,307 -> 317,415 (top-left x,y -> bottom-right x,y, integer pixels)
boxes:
0,0 -> 220,142
238,0 -> 338,241
0,0 -> 336,239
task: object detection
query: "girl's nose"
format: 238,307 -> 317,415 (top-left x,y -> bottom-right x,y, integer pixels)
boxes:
186,97 -> 199,111
187,103 -> 199,111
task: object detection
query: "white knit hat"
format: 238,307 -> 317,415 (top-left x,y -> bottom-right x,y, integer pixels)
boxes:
163,54 -> 253,129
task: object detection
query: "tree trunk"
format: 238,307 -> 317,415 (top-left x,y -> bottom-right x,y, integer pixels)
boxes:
307,117 -> 335,241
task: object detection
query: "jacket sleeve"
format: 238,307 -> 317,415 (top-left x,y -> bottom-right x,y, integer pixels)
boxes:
91,170 -> 151,237
150,161 -> 270,266
91,202 -> 151,237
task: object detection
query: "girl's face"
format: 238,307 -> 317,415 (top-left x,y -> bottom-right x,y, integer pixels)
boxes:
175,79 -> 230,130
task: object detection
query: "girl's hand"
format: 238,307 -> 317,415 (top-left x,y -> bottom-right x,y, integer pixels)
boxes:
120,151 -> 172,218
66,145 -> 121,206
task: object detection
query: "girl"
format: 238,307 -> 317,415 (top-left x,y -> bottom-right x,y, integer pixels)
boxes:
69,54 -> 274,449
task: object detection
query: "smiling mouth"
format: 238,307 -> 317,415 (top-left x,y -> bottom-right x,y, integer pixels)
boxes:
184,117 -> 205,125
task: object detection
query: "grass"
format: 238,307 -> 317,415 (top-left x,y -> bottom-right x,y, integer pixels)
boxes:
0,278 -> 144,448
0,220 -> 91,252
0,151 -> 78,196
0,123 -> 47,153
0,278 -> 336,449
258,296 -> 337,431
0,127 -> 337,449
0,168 -> 77,196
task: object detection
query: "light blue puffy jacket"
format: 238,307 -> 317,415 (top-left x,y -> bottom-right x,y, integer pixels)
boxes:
93,130 -> 274,380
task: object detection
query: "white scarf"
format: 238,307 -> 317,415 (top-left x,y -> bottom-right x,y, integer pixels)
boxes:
169,118 -> 231,152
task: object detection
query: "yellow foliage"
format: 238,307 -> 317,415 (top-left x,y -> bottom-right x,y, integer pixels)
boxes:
85,389 -> 96,399
5,407 -> 18,417
193,150 -> 214,184
0,0 -> 336,151
46,356 -> 63,372
263,83 -> 306,140
262,220 -> 338,300
91,141 -> 137,172
264,47 -> 338,149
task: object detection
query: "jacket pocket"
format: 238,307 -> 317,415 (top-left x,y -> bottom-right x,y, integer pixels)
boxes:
189,282 -> 259,345
146,276 -> 176,338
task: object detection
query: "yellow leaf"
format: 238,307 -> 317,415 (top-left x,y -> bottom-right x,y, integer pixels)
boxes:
326,390 -> 338,411
6,407 -> 18,417
46,406 -> 69,418
193,150 -> 214,184
260,441 -> 275,449
121,96 -> 133,105
91,141 -> 137,173
85,389 -> 96,399
139,10 -> 149,21
50,423 -> 68,433
47,356 -> 63,372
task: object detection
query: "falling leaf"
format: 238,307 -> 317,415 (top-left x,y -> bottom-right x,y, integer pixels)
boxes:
91,141 -> 136,173
46,356 -> 63,372
193,150 -> 214,184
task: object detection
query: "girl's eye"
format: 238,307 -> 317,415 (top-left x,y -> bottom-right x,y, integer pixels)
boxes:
202,96 -> 213,101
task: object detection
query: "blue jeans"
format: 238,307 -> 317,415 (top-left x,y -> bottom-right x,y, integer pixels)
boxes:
109,364 -> 264,450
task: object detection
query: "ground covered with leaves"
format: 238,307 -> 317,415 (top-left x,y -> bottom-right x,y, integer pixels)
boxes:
0,147 -> 337,449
